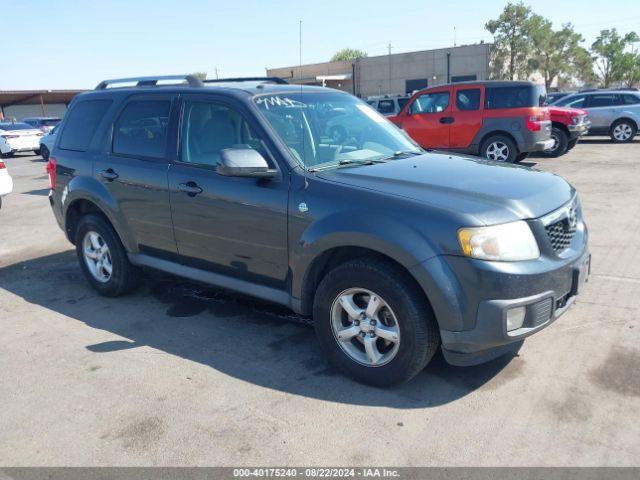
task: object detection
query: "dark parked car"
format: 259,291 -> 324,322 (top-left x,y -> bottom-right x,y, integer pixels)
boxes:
22,116 -> 62,133
47,75 -> 590,386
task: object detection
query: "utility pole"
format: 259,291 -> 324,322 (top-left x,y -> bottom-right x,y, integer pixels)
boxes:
388,42 -> 392,94
214,67 -> 219,80
454,26 -> 457,47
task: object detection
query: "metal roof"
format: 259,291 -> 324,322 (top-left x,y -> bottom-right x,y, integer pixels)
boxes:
0,90 -> 85,108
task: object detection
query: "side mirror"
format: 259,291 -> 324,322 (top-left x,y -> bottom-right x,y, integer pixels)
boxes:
216,148 -> 277,178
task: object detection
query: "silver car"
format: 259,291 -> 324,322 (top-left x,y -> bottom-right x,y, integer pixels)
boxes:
552,90 -> 640,143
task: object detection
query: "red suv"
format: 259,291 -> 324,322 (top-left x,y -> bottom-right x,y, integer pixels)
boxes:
541,106 -> 590,157
389,81 -> 553,163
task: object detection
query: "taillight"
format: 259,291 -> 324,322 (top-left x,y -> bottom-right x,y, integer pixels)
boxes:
526,114 -> 545,131
0,160 -> 6,169
46,157 -> 56,191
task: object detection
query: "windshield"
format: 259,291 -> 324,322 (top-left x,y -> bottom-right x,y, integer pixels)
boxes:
254,92 -> 421,170
41,118 -> 61,127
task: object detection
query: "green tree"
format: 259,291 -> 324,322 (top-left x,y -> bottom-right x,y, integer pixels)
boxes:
485,2 -> 533,80
591,29 -> 639,87
619,51 -> 640,88
527,18 -> 588,90
330,48 -> 368,62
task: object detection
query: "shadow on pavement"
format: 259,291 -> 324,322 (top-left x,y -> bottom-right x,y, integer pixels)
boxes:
0,251 -> 523,408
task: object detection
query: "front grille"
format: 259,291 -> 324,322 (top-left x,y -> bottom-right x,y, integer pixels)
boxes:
545,218 -> 577,252
543,198 -> 579,253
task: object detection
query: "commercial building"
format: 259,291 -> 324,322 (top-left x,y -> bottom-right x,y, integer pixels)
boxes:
0,90 -> 84,121
267,43 -> 492,98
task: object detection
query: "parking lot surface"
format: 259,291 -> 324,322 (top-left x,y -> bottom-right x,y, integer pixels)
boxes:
1,139 -> 639,466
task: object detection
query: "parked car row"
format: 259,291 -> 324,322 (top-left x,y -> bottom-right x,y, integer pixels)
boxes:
0,116 -> 61,158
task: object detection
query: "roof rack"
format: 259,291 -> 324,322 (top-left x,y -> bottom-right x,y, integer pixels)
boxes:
95,75 -> 203,90
203,76 -> 288,85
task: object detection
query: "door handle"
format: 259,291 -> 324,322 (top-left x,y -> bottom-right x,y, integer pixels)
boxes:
439,116 -> 455,124
99,169 -> 119,181
178,181 -> 203,196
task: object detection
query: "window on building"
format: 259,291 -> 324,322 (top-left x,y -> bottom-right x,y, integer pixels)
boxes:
456,89 -> 481,111
113,101 -> 171,158
59,100 -> 112,152
405,79 -> 428,94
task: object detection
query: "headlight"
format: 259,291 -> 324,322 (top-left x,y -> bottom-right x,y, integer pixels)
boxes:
458,221 -> 540,261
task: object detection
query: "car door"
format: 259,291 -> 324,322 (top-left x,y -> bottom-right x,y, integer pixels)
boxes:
168,96 -> 289,289
397,88 -> 453,148
93,93 -> 178,258
585,93 -> 619,129
450,85 -> 483,149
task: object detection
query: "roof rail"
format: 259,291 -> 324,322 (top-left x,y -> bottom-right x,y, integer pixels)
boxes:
203,76 -> 289,85
95,74 -> 203,90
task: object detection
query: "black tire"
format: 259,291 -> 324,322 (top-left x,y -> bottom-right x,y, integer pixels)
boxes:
610,119 -> 637,143
33,149 -> 41,156
40,145 -> 49,161
480,135 -> 518,163
313,258 -> 440,387
541,127 -> 568,158
75,213 -> 140,297
329,125 -> 348,143
567,138 -> 578,151
515,152 -> 529,163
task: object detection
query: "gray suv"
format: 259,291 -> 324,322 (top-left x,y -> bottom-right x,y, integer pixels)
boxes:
47,75 -> 590,386
552,90 -> 640,142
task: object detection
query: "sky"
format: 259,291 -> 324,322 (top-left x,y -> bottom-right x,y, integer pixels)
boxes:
2,0 -> 640,90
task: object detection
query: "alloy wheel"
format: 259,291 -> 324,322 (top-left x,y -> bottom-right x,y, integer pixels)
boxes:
486,141 -> 510,161
82,231 -> 113,283
613,123 -> 633,141
330,288 -> 400,367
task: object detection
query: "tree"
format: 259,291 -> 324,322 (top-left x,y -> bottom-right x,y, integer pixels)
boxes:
619,51 -> 640,88
527,18 -> 588,90
330,48 -> 367,62
591,29 -> 639,87
191,72 -> 207,81
485,2 -> 533,80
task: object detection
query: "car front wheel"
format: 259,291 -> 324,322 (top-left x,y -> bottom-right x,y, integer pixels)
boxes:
313,258 -> 440,387
610,120 -> 636,143
542,127 -> 569,158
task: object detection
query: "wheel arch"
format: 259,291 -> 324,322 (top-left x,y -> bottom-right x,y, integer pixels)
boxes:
610,117 -> 638,132
478,130 -> 520,154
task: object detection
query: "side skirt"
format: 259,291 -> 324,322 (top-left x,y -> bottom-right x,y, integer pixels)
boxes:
128,253 -> 301,313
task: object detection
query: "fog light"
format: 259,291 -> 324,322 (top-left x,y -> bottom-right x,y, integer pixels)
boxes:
506,306 -> 526,331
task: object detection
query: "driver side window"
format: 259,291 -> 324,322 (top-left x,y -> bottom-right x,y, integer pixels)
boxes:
410,92 -> 450,114
181,101 -> 264,168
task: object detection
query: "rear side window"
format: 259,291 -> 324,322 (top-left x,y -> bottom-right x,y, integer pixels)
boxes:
456,89 -> 481,111
113,101 -> 171,158
587,94 -> 618,108
485,85 -> 546,109
410,92 -> 450,114
622,94 -> 640,105
59,100 -> 112,151
377,100 -> 395,114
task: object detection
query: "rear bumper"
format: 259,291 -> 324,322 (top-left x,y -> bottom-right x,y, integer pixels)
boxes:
437,249 -> 590,366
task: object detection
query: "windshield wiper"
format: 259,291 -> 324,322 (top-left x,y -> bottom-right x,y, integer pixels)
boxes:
308,158 -> 387,172
377,150 -> 423,161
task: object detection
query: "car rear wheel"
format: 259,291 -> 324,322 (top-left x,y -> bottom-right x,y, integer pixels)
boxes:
33,149 -> 41,156
313,258 -> 440,387
567,138 -> 578,151
541,127 -> 568,158
75,213 -> 140,297
610,120 -> 636,143
481,135 -> 518,163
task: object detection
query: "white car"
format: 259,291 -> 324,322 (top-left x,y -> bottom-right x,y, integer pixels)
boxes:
0,158 -> 13,208
39,124 -> 59,160
0,122 -> 44,157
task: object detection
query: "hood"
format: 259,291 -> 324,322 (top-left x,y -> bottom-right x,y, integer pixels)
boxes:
550,106 -> 587,115
316,152 -> 574,225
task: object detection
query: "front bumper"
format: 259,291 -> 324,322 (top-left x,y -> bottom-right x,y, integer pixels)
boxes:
534,138 -> 556,152
568,120 -> 591,138
436,249 -> 591,366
